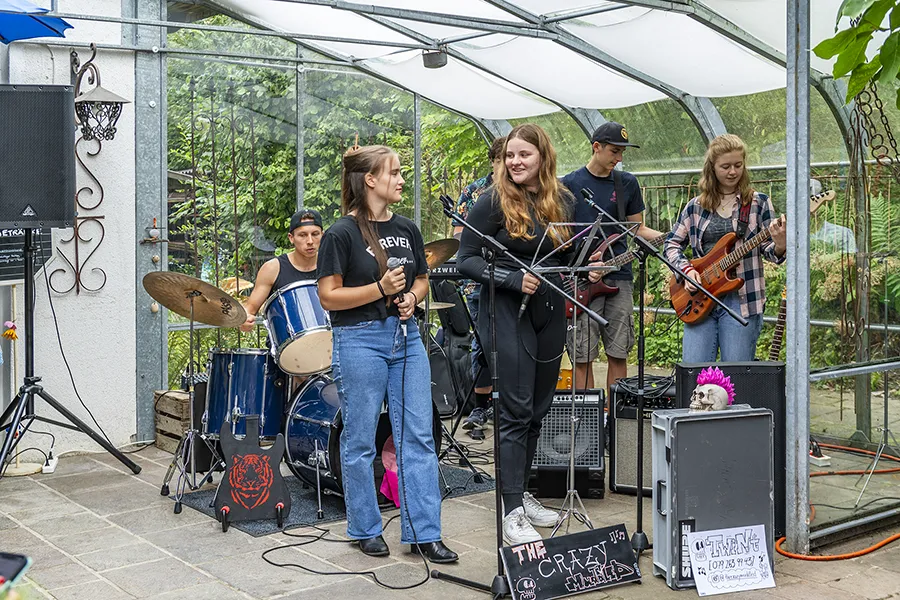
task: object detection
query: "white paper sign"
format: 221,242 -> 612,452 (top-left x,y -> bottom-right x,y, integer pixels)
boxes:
685,525 -> 775,596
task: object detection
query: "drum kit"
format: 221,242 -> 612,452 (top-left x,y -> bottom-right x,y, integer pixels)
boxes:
143,237 -> 465,516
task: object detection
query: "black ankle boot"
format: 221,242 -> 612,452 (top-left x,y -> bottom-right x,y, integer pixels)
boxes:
358,535 -> 390,557
410,540 -> 458,563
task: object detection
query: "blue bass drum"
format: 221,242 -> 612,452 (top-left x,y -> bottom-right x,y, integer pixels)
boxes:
284,373 -> 442,494
261,281 -> 332,376
203,349 -> 285,439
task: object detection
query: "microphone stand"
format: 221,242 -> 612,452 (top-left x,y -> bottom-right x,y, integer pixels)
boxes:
579,188 -> 746,556
431,195 -> 608,599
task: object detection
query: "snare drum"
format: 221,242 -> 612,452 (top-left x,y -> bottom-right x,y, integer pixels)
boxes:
284,373 -> 442,494
204,349 -> 285,439
261,281 -> 332,376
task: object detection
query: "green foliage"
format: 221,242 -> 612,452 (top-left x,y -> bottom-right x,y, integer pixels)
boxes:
814,0 -> 900,104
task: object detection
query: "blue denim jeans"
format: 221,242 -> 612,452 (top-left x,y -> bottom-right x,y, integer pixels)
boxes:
332,316 -> 442,544
682,292 -> 763,363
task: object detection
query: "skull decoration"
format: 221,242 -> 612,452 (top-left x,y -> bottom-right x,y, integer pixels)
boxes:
516,577 -> 537,600
688,366 -> 735,412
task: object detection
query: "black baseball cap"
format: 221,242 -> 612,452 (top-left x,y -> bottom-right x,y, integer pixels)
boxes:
289,208 -> 323,233
591,121 -> 639,148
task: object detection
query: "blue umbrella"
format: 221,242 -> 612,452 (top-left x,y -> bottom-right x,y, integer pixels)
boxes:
0,0 -> 72,45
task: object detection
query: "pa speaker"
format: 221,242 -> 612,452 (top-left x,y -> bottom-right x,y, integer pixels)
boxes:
608,382 -> 676,496
675,361 -> 786,537
528,389 -> 605,498
0,85 -> 75,229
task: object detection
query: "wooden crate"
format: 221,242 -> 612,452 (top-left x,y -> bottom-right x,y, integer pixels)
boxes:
154,390 -> 190,454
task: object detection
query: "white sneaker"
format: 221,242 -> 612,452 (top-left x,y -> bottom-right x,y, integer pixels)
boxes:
502,507 -> 542,545
522,492 -> 559,528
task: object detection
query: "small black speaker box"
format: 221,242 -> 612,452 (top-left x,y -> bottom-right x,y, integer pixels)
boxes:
675,361 -> 786,537
608,382 -> 676,496
527,389 -> 605,498
0,85 -> 75,229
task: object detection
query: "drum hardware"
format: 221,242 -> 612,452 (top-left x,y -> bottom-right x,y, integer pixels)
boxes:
314,439 -> 325,519
417,300 -> 455,311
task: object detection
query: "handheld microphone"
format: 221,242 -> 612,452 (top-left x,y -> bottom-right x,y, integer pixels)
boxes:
386,256 -> 404,303
518,270 -> 531,320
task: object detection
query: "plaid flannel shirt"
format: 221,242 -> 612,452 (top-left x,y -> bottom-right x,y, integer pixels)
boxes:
664,191 -> 785,318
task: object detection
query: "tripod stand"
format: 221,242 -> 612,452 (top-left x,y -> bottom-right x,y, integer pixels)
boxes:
0,230 -> 141,476
159,291 -> 223,513
578,188 -> 743,554
856,253 -> 900,506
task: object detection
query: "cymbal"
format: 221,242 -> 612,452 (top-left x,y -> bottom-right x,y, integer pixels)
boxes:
424,238 -> 459,269
417,301 -> 456,311
220,276 -> 254,296
143,271 -> 248,328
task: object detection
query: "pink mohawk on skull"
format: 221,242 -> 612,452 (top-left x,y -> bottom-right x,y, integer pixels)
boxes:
695,366 -> 735,405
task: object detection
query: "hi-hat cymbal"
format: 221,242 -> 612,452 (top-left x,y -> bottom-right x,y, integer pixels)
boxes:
143,271 -> 248,328
424,238 -> 459,269
417,301 -> 456,311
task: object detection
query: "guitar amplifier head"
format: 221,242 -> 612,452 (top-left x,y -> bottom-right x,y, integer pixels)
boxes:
533,389 -> 604,470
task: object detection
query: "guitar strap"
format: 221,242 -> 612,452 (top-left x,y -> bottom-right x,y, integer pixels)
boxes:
612,169 -> 626,223
735,198 -> 752,239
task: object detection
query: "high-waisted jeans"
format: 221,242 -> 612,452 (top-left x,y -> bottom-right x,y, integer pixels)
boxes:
682,292 -> 763,363
332,316 -> 442,544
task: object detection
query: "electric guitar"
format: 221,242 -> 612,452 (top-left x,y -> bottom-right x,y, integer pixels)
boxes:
765,190 -> 834,360
564,232 -> 667,318
669,190 -> 836,325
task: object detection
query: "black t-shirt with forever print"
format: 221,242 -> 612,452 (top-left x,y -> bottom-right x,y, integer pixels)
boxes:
316,214 -> 427,327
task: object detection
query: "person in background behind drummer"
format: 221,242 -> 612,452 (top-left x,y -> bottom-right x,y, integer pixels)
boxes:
457,124 -> 572,545
663,134 -> 786,362
455,136 -> 505,435
317,144 -> 458,563
240,208 -> 323,332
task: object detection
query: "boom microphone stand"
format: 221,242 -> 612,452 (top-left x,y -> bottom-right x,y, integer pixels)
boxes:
578,188 -> 745,555
431,195 -> 606,599
0,230 -> 141,475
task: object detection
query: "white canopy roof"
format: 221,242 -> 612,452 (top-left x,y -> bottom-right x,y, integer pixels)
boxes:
213,0 -> 848,122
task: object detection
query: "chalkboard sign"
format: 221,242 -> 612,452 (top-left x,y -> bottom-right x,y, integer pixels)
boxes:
0,229 -> 52,285
501,524 -> 641,600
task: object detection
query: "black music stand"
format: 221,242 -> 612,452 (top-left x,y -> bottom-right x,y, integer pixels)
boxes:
0,230 -> 141,475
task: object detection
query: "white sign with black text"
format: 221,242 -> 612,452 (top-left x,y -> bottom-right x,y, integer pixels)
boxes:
686,525 -> 775,596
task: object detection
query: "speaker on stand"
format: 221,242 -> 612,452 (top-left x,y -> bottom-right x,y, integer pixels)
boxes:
527,389 -> 605,499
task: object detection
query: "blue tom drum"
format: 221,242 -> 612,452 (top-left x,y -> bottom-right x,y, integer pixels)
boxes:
204,349 -> 284,439
261,281 -> 332,376
284,373 -> 442,494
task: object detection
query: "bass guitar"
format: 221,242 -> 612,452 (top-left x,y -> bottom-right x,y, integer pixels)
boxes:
564,232 -> 667,318
670,190 -> 835,325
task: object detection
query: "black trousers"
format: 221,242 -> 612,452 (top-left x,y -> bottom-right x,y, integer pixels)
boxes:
477,279 -> 566,497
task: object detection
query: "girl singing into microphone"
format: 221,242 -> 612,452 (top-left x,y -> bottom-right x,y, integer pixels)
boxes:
317,145 -> 457,563
457,124 -> 574,545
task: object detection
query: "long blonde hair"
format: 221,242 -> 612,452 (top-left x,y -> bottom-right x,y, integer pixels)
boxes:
495,124 -> 570,246
698,134 -> 754,211
340,144 -> 395,274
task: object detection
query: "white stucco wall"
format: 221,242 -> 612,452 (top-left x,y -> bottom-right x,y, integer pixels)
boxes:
6,0 -> 139,456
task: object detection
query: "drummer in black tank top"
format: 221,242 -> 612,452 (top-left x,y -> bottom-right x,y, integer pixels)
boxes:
240,208 -> 324,332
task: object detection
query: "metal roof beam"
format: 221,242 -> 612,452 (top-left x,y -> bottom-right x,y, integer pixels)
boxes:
274,0 -> 559,39
482,0 -> 726,142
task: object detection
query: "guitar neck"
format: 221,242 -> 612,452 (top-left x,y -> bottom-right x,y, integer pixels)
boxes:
609,232 -> 668,267
768,295 -> 788,361
718,228 -> 772,272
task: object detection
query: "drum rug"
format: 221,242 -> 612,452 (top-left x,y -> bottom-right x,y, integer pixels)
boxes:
176,464 -> 495,537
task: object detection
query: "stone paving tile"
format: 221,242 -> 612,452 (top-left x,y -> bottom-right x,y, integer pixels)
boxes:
0,476 -> 47,499
41,469 -> 138,496
101,558 -> 211,598
25,560 -> 99,591
50,526 -> 138,557
198,548 -> 351,598
7,497 -> 86,525
65,482 -> 169,517
0,514 -> 17,530
771,578 -> 869,600
12,583 -> 48,600
774,553 -> 866,583
0,488 -> 70,514
0,528 -> 71,570
149,581 -> 251,600
48,580 -> 135,600
36,455 -> 112,480
141,521 -> 277,565
25,511 -> 110,540
105,503 -> 208,535
827,565 -> 900,600
75,542 -> 168,572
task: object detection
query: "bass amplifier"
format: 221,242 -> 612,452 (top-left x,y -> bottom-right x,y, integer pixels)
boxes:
608,381 -> 676,496
527,389 -> 604,499
675,361 -> 786,537
652,406 -> 774,590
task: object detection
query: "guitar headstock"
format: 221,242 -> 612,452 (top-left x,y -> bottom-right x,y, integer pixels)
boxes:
810,190 -> 836,215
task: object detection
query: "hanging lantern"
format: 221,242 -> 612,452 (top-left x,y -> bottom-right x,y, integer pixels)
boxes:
71,43 -> 130,141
